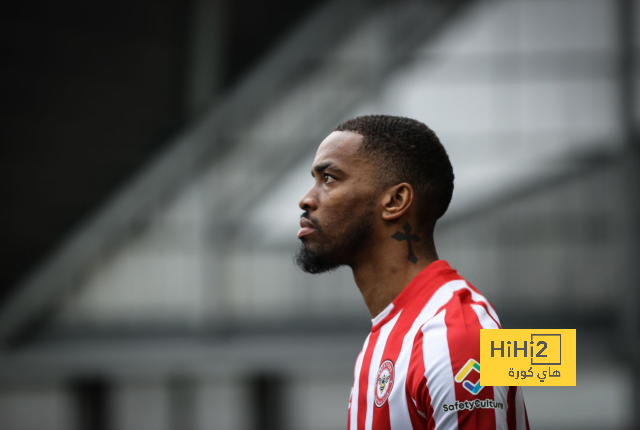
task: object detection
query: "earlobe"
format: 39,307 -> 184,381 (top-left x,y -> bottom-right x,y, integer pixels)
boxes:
381,183 -> 413,221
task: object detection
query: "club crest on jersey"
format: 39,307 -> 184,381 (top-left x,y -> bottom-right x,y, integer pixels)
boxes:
374,359 -> 395,407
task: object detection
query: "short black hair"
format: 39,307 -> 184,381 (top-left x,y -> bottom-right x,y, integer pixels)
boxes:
335,115 -> 454,228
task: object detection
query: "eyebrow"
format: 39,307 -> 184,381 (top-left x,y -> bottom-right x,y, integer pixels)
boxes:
311,162 -> 346,177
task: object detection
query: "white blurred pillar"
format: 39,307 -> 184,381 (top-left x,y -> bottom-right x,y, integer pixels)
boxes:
111,379 -> 169,430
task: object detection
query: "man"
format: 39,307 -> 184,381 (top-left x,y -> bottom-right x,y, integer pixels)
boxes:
295,115 -> 529,429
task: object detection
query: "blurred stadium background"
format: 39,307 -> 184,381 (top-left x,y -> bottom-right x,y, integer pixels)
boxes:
1,0 -> 639,429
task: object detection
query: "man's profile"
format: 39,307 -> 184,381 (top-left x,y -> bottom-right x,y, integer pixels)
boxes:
295,115 -> 529,429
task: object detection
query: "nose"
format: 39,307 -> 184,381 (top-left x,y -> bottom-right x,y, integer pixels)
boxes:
299,186 -> 318,211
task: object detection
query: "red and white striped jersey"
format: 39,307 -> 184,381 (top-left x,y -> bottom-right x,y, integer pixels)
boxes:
348,260 -> 530,430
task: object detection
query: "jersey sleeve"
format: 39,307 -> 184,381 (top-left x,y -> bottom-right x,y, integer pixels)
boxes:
407,288 -> 530,430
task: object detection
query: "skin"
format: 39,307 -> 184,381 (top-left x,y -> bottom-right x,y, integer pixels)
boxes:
298,130 -> 439,318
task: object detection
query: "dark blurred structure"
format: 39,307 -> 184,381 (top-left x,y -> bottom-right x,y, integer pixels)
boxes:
1,0 -> 639,429
1,0 -> 324,304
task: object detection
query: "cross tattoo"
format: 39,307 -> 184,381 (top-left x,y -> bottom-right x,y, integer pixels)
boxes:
392,222 -> 420,264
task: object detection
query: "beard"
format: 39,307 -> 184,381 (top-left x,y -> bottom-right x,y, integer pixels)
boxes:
294,208 -> 375,274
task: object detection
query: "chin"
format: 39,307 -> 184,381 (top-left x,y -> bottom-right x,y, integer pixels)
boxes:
293,243 -> 343,274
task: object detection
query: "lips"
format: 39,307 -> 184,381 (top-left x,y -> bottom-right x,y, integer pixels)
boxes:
298,218 -> 316,239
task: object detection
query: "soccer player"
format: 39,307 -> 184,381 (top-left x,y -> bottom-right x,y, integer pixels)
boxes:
295,115 -> 529,429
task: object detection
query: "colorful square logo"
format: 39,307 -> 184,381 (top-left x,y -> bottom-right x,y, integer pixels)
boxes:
454,359 -> 483,395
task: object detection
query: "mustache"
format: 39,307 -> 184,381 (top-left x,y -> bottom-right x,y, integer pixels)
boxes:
300,211 -> 321,232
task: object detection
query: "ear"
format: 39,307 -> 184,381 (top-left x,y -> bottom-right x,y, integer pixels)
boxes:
381,182 -> 414,221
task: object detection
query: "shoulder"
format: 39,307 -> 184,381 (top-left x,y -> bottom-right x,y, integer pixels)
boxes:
408,280 -> 501,345
405,282 -> 505,422
401,277 -> 530,429
418,282 -> 501,372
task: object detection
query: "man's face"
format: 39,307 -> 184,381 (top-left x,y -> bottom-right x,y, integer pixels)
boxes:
295,131 -> 380,273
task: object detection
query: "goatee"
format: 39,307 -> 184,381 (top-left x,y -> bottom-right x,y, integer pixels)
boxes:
294,209 -> 374,274
294,243 -> 342,274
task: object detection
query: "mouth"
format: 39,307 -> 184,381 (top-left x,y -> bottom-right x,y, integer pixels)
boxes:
298,218 -> 316,239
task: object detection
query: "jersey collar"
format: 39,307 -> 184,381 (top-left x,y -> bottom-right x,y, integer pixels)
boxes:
370,260 -> 457,330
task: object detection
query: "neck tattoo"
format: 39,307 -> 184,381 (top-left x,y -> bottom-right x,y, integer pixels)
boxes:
392,222 -> 420,264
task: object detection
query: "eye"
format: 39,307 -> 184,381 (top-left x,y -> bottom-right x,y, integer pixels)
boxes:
323,173 -> 336,183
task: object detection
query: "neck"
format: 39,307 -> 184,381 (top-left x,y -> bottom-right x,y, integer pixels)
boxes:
351,235 -> 438,318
